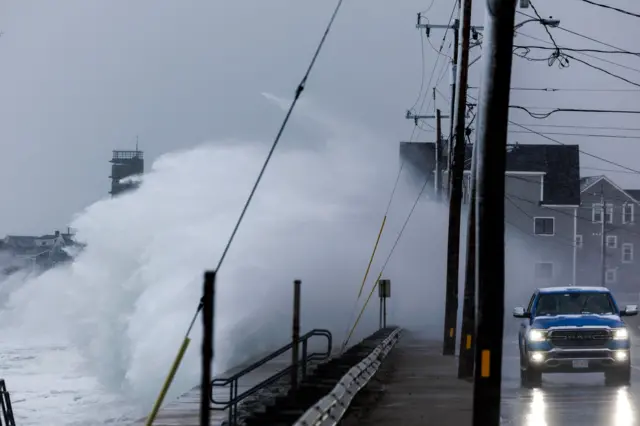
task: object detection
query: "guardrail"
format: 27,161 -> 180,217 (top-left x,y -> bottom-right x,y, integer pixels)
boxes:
210,328 -> 332,426
293,327 -> 402,426
0,380 -> 15,426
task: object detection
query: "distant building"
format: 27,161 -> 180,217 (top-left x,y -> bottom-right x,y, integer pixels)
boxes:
109,149 -> 144,197
576,175 -> 640,292
0,229 -> 79,273
400,142 -> 581,288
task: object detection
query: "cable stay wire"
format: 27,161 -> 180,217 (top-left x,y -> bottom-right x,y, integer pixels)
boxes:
343,144 -> 443,350
184,0 -> 346,336
340,160 -> 407,349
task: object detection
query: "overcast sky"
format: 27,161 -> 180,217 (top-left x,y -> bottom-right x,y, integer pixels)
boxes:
1,0 -> 639,235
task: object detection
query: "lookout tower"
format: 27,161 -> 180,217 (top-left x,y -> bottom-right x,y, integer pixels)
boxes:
109,148 -> 144,197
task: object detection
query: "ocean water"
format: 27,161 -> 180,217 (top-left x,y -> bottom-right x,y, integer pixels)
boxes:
0,95 -> 449,425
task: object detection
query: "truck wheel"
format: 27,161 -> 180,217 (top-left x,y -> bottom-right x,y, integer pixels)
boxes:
521,363 -> 542,388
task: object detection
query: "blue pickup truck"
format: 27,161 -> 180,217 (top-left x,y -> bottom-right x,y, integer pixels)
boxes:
513,286 -> 638,387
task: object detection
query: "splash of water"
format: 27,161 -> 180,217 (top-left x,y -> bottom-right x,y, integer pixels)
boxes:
0,95 -> 450,422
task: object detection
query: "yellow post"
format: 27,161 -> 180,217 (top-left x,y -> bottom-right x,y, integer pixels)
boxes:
145,337 -> 192,426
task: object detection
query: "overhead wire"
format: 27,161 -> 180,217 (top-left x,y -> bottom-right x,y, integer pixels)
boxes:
574,0 -> 640,19
514,31 -> 640,76
411,0 -> 458,138
508,130 -> 640,140
509,123 -> 640,132
509,105 -> 640,119
467,93 -> 640,175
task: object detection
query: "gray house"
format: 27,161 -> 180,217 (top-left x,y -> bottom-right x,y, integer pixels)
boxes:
400,142 -> 581,288
576,175 -> 640,292
462,144 -> 580,289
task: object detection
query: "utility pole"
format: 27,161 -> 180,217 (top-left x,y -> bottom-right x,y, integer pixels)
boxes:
442,0 -> 473,356
458,138 -> 477,379
435,109 -> 443,201
472,0 -> 517,424
417,14 -> 484,180
406,111 -> 450,199
600,183 -> 607,287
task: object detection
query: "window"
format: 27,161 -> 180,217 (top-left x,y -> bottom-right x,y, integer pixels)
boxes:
575,234 -> 583,248
592,203 -> 613,223
606,235 -> 618,249
593,203 -> 603,223
534,217 -> 555,236
535,262 -> 553,280
606,205 -> 614,224
623,203 -> 635,224
605,268 -> 617,284
535,292 -> 614,316
622,243 -> 634,263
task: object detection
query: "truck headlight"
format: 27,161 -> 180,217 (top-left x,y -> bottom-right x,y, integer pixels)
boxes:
613,328 -> 629,340
528,329 -> 546,342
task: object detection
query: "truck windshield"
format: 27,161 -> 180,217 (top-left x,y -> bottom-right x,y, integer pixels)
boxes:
535,292 -> 615,316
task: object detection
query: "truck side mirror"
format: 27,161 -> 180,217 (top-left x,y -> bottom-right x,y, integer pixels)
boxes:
621,305 -> 639,317
513,306 -> 531,318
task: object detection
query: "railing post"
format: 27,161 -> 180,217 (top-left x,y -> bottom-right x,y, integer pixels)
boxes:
200,271 -> 216,426
291,279 -> 302,391
302,340 -> 308,378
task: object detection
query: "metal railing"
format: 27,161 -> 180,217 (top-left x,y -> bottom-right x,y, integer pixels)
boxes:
293,327 -> 402,426
211,329 -> 332,426
0,380 -> 15,426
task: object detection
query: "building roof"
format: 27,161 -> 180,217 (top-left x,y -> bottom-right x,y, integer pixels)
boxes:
580,175 -> 640,204
460,144 -> 581,205
624,189 -> 640,201
398,142 -> 580,205
580,176 -> 602,192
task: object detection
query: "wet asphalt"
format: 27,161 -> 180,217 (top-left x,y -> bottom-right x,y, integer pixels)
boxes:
500,336 -> 640,425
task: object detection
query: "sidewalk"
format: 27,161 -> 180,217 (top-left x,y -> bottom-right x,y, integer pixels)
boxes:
350,332 -> 473,426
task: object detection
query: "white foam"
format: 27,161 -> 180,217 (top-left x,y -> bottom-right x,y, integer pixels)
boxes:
0,95 -> 449,424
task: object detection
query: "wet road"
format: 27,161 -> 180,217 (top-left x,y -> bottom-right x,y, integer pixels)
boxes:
500,338 -> 640,425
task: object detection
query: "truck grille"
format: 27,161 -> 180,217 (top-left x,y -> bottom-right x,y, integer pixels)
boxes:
548,329 -> 611,348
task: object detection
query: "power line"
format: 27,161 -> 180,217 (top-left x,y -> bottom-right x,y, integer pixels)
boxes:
411,1 -> 458,118
583,166 -> 640,175
575,0 -> 640,19
466,94 -> 640,175
514,45 -> 640,56
506,192 -> 640,238
509,105 -> 640,119
509,130 -> 640,140
509,87 -> 640,93
515,31 -> 640,75
509,123 -> 640,132
517,10 -> 636,55
509,121 -> 640,175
